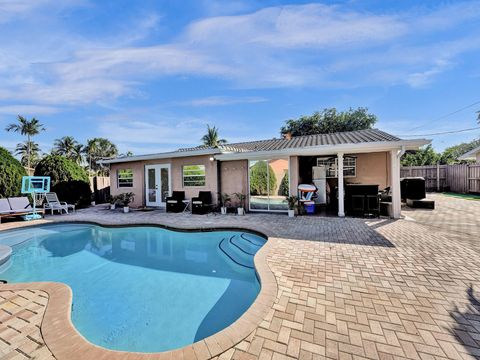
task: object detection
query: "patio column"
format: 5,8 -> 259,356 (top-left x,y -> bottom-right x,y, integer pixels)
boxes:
390,149 -> 402,218
337,152 -> 345,217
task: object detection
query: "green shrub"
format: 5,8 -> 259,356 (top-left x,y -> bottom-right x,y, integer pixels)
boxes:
52,180 -> 92,208
35,155 -> 91,207
278,171 -> 289,196
249,161 -> 277,195
0,146 -> 27,197
35,155 -> 89,186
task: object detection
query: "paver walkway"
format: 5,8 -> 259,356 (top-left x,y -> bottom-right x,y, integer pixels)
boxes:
0,194 -> 479,359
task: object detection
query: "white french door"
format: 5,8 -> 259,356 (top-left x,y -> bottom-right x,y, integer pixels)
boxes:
145,164 -> 171,207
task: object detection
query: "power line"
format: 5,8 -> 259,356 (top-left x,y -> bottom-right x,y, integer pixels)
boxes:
398,126 -> 480,137
406,100 -> 480,132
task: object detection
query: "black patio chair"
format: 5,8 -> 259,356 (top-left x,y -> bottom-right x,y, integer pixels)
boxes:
191,191 -> 213,215
166,191 -> 185,213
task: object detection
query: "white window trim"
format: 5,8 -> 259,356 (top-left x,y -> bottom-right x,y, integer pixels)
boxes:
182,165 -> 206,187
317,156 -> 356,178
117,169 -> 134,188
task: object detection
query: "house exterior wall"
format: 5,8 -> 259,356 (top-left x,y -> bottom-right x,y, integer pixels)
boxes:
477,152 -> 480,163
109,150 -> 393,209
109,155 -> 218,208
351,152 -> 390,189
219,160 -> 249,207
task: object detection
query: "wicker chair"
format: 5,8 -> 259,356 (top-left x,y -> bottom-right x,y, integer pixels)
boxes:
166,191 -> 185,213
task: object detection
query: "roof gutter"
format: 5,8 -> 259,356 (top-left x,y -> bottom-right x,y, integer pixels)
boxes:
214,139 -> 430,161
98,148 -> 222,164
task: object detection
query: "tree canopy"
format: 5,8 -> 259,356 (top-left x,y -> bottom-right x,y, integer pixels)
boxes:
34,155 -> 89,186
280,107 -> 377,137
53,136 -> 83,164
84,138 -> 118,175
0,146 -> 27,197
249,161 -> 277,195
5,115 -> 45,170
401,138 -> 480,166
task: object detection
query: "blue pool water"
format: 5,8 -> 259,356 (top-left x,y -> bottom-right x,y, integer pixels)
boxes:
0,223 -> 266,352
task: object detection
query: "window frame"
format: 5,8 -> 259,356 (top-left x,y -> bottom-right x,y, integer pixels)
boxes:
117,169 -> 134,188
182,164 -> 206,187
316,156 -> 356,178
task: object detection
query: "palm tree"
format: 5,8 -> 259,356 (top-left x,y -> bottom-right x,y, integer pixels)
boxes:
53,136 -> 84,163
84,138 -> 118,175
5,115 -> 45,170
15,140 -> 41,168
53,136 -> 77,156
201,125 -> 227,147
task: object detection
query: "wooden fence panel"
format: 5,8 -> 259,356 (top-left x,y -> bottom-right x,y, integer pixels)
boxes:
401,164 -> 480,194
446,164 -> 468,193
89,176 -> 111,203
469,165 -> 480,193
400,165 -> 447,192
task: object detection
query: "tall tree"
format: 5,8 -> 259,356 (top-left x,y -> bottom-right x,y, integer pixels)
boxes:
15,140 -> 41,167
439,138 -> 480,164
201,125 -> 227,147
53,136 -> 83,163
5,115 -> 45,170
280,108 -> 377,137
401,145 -> 440,166
83,138 -> 118,175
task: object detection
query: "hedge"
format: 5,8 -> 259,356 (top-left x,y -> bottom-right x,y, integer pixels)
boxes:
35,155 -> 89,186
34,155 -> 91,207
0,146 -> 27,197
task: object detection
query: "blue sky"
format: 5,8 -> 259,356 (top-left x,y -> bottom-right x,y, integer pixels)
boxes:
1,0 -> 480,156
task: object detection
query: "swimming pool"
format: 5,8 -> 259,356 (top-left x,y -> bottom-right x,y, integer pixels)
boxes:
0,223 -> 266,353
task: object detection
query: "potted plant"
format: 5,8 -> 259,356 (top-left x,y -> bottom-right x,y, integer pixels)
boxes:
107,195 -> 117,210
219,193 -> 230,215
234,192 -> 246,215
286,195 -> 298,217
117,192 -> 135,213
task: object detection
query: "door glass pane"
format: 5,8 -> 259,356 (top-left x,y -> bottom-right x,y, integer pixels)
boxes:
147,168 -> 156,203
160,168 -> 169,203
249,160 -> 269,210
268,159 -> 289,210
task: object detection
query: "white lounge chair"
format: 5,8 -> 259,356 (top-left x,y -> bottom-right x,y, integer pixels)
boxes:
43,192 -> 75,215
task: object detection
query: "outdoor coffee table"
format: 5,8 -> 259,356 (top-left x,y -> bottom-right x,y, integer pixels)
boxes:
182,200 -> 191,213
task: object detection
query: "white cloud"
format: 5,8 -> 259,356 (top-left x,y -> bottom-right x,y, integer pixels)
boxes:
0,105 -> 60,115
1,1 -> 480,106
178,96 -> 267,106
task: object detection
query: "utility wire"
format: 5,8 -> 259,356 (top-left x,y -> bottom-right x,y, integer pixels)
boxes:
406,100 -> 480,132
398,126 -> 480,137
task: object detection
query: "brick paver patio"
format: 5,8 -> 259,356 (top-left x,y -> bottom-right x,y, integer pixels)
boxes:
0,194 -> 479,359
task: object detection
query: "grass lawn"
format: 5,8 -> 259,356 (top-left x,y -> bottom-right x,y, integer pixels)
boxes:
442,192 -> 480,200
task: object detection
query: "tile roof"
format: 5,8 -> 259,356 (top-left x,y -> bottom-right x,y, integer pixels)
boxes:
178,129 -> 401,154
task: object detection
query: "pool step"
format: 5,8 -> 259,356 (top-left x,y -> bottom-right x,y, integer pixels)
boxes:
219,236 -> 254,269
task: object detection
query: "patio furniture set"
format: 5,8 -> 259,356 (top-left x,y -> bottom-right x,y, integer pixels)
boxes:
0,192 -> 75,223
166,191 -> 213,214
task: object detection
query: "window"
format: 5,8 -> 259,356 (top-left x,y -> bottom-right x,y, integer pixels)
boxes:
183,165 -> 206,187
317,156 -> 356,178
249,158 -> 289,211
117,169 -> 133,187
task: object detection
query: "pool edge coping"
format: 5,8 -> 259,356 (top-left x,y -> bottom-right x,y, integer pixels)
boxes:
0,220 -> 279,360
